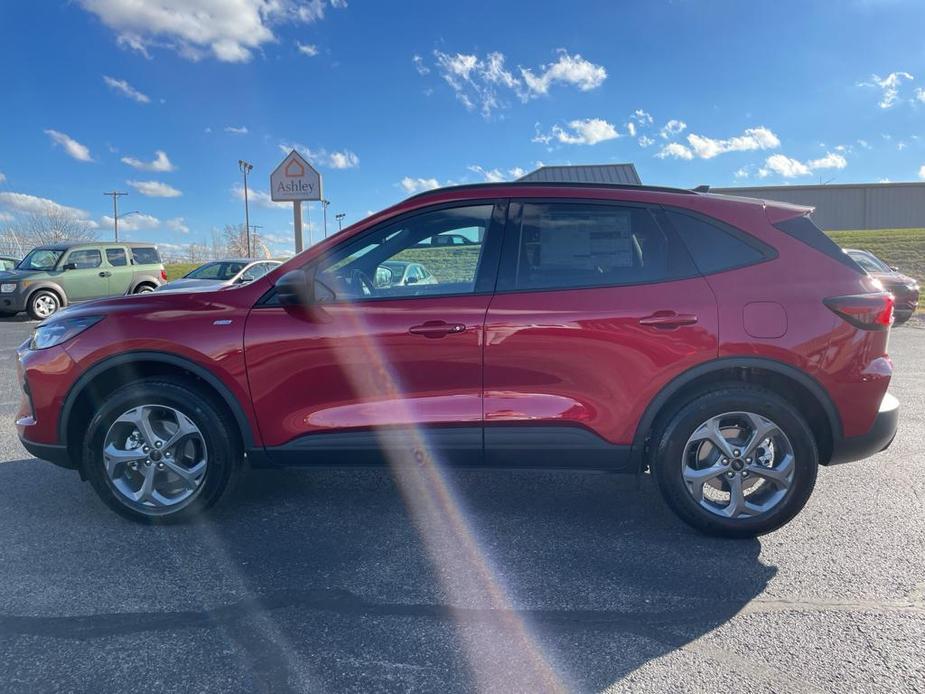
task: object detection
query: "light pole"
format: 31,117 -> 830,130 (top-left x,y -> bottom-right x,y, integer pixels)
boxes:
103,191 -> 128,241
321,199 -> 330,238
249,225 -> 263,257
238,160 -> 253,256
335,213 -> 346,231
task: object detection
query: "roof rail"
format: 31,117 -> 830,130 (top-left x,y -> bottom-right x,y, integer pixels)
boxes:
405,181 -> 699,201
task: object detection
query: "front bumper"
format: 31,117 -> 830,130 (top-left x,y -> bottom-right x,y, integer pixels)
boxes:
828,392 -> 899,465
0,290 -> 28,313
18,435 -> 75,469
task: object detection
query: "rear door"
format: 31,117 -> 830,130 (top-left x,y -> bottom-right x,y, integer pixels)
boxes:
104,247 -> 133,294
483,200 -> 718,468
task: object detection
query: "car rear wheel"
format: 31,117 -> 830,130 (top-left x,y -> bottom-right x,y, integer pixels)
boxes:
27,290 -> 60,320
133,283 -> 156,294
82,378 -> 241,523
651,385 -> 818,538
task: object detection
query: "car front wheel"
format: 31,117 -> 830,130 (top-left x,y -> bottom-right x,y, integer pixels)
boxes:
82,378 -> 241,523
28,290 -> 60,320
651,385 -> 818,538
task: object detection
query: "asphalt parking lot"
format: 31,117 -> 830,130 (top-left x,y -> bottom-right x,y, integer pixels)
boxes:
0,317 -> 922,693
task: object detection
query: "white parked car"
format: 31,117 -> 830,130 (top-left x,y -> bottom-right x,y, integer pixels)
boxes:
156,259 -> 281,293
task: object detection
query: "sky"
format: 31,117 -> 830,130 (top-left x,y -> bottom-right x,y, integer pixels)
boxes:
1,0 -> 924,257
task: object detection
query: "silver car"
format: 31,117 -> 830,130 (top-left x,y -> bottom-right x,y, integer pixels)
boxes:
156,259 -> 281,293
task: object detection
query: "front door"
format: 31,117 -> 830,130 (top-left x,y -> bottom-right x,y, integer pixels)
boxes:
483,200 -> 719,469
244,201 -> 505,464
59,248 -> 109,301
103,247 -> 133,294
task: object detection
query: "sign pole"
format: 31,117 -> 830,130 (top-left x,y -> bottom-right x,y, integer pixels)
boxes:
293,201 -> 303,254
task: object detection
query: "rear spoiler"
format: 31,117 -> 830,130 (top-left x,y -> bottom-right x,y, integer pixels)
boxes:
764,200 -> 815,224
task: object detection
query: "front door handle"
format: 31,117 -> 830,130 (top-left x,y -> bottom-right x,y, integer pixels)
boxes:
409,320 -> 467,338
639,311 -> 698,329
98,271 -> 112,278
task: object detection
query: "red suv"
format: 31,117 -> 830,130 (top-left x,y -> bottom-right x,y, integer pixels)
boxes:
16,183 -> 899,537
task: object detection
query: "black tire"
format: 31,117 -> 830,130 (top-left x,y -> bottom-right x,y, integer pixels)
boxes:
82,378 -> 242,523
133,283 -> 156,294
650,385 -> 818,538
27,289 -> 61,320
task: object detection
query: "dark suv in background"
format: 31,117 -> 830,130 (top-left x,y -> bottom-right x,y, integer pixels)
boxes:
17,183 -> 898,537
0,241 -> 166,319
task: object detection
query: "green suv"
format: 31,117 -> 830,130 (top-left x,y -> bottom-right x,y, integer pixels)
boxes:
0,242 -> 166,320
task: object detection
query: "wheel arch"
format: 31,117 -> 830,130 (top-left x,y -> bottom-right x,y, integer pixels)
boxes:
631,357 -> 842,470
60,351 -> 256,466
26,282 -> 68,308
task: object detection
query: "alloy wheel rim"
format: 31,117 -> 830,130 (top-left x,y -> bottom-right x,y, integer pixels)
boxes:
681,411 -> 795,520
34,295 -> 57,317
102,404 -> 208,514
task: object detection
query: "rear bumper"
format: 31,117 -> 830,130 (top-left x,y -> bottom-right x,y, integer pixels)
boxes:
19,435 -> 76,469
827,392 -> 898,465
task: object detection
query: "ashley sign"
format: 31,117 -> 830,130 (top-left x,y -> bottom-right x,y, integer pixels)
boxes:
270,150 -> 322,202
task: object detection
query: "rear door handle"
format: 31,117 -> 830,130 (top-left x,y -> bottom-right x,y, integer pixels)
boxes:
409,320 -> 467,338
98,271 -> 112,278
639,311 -> 698,329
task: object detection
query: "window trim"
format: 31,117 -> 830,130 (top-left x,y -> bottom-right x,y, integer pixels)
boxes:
256,199 -> 508,307
658,205 -> 778,276
495,197 -> 701,295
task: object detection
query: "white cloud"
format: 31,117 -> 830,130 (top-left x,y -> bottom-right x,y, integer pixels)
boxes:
121,150 -> 175,172
166,217 -> 190,234
734,166 -> 750,179
916,87 -> 925,103
534,118 -> 619,146
428,49 -> 606,117
127,179 -> 182,197
44,129 -> 93,162
638,135 -> 655,148
660,119 -> 687,139
686,126 -> 780,159
467,165 -> 525,182
100,213 -> 160,231
224,125 -> 248,134
631,109 -> 653,126
758,151 -> 847,179
232,184 -> 288,209
78,0 -> 346,63
297,42 -> 318,56
858,71 -> 914,108
0,171 -> 5,184
857,139 -> 871,149
0,212 -> 14,222
102,75 -> 149,103
656,142 -> 693,160
279,142 -> 359,169
400,177 -> 441,194
328,150 -> 359,169
919,165 -> 925,180
0,191 -> 91,219
626,122 -> 636,137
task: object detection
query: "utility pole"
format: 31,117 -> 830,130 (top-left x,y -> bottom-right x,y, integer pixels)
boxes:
249,225 -> 263,257
335,213 -> 346,231
321,199 -> 330,238
103,191 -> 128,241
238,160 -> 254,256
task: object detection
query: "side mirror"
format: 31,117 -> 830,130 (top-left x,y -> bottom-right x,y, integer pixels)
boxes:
890,266 -> 899,272
236,276 -> 254,284
405,276 -> 419,285
275,267 -> 315,306
62,262 -> 77,271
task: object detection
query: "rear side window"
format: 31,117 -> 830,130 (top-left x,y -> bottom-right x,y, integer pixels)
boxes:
502,202 -> 695,291
131,247 -> 161,265
772,215 -> 863,273
665,210 -> 771,274
106,248 -> 127,266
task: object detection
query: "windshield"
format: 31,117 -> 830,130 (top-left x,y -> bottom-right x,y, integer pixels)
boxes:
185,262 -> 246,280
16,249 -> 64,271
848,251 -> 890,273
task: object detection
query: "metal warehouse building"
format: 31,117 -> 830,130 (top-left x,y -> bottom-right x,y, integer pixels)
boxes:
713,182 -> 925,231
518,165 -> 925,231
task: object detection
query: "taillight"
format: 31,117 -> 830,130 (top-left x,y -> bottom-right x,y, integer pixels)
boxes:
160,269 -> 168,281
824,292 -> 894,330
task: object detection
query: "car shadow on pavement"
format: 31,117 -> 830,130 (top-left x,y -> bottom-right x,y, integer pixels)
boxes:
0,460 -> 774,693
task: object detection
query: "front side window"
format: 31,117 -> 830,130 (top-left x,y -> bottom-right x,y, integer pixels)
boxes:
106,248 -> 128,266
506,203 -> 690,291
186,262 -> 246,280
315,204 -> 493,301
67,249 -> 102,269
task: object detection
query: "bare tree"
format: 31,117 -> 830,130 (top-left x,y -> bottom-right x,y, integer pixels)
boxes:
22,210 -> 97,246
222,224 -> 270,258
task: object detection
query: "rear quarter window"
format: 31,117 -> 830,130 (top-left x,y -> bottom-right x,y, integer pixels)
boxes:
131,247 -> 161,265
771,215 -> 863,273
664,209 -> 773,274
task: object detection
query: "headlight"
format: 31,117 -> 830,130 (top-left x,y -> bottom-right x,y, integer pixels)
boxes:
31,315 -> 104,350
0,283 -> 16,293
